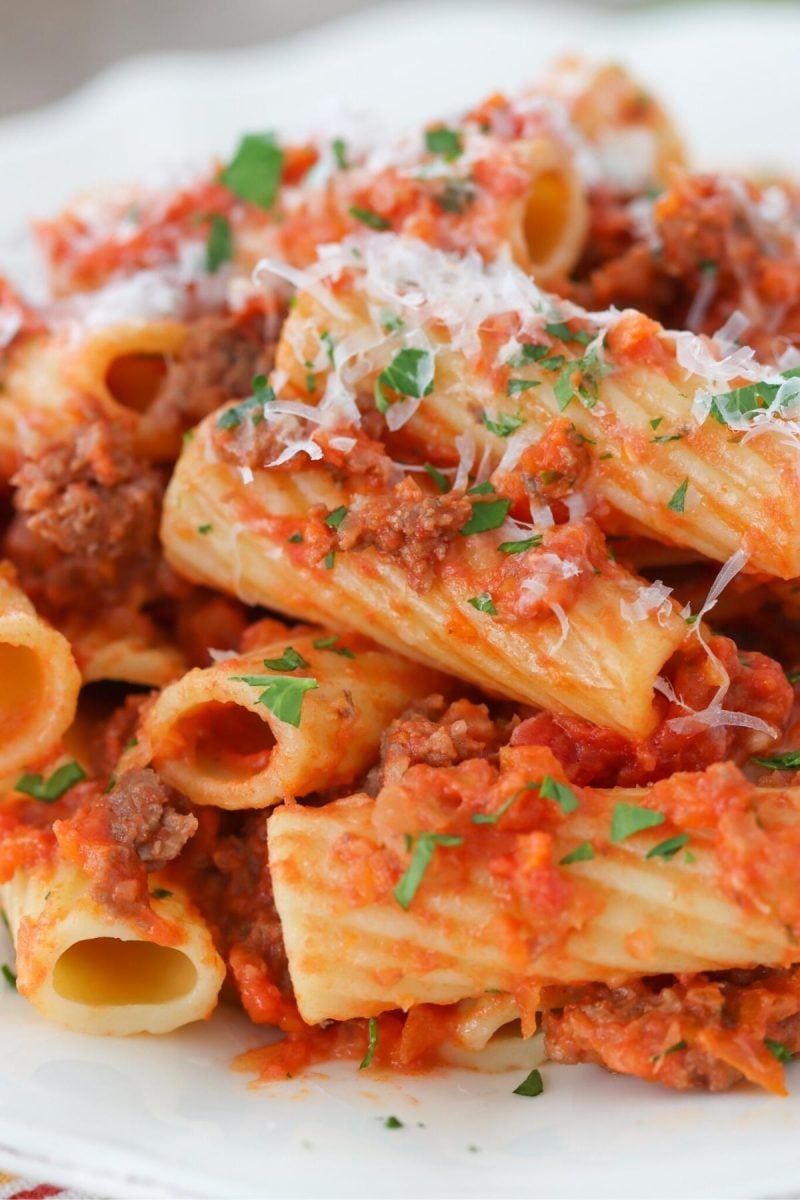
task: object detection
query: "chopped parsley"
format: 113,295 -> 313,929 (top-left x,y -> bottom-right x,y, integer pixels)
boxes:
216,389 -> 271,430
331,137 -> 349,169
506,378 -> 540,397
434,179 -> 476,213
646,833 -> 690,860
510,343 -> 550,367
221,133 -> 283,209
610,803 -> 666,843
466,481 -> 495,496
540,775 -> 579,814
232,673 -> 319,728
384,1116 -> 404,1129
288,532 -> 304,544
461,497 -> 511,536
786,670 -> 800,685
498,535 -> 543,554
1,965 -> 16,990
513,1068 -> 544,1097
324,505 -> 348,530
544,322 -> 592,345
483,411 -> 525,437
323,551 -> 336,570
205,214 -> 233,273
684,850 -> 697,865
312,635 -> 356,659
151,888 -> 173,901
15,761 -> 86,804
197,523 -> 213,535
765,1038 -> 793,1063
393,832 -> 464,910
349,205 -> 391,231
559,841 -> 595,865
467,592 -> 497,615
423,463 -> 451,493
653,432 -> 683,444
649,417 -> 664,430
650,1040 -> 687,1062
379,312 -> 405,334
360,1017 -> 378,1069
708,369 -> 800,427
262,646 -> 310,672
751,750 -> 800,770
375,348 -> 434,412
667,478 -> 689,514
425,126 -> 463,160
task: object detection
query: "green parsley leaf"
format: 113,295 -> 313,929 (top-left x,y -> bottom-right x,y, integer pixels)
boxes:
262,646 -> 310,672
375,348 -> 434,411
483,411 -> 525,437
15,761 -> 86,804
540,775 -> 579,814
765,1038 -> 793,1063
667,478 -> 689,513
360,1016 -> 378,1069
379,312 -> 405,334
349,205 -> 391,230
559,841 -> 595,865
216,392 -> 269,430
197,523 -> 213,534
498,535 -> 543,554
332,137 -> 349,169
104,772 -> 117,794
393,833 -> 464,910
653,432 -> 683,444
323,550 -> 336,570
471,790 -> 521,825
232,674 -> 319,727
423,463 -> 451,493
786,670 -> 800,685
752,750 -> 800,770
288,532 -> 304,544
513,1068 -> 544,1097
684,850 -> 697,865
707,369 -> 800,427
320,330 -> 336,364
506,378 -> 540,397
384,1116 -> 404,1129
646,833 -> 690,860
425,127 -> 463,160
649,417 -> 664,430
510,343 -> 550,366
467,592 -> 497,615
151,888 -> 173,900
312,636 -> 356,659
466,481 -> 495,496
544,322 -> 592,344
461,498 -> 511,536
222,133 -> 283,209
611,803 -> 666,843
554,370 -> 576,410
650,1040 -> 687,1062
434,180 -> 476,213
324,505 -> 348,530
1,964 -> 16,990
205,214 -> 233,274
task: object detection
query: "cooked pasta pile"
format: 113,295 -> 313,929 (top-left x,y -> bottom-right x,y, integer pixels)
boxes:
2,59 -> 800,1095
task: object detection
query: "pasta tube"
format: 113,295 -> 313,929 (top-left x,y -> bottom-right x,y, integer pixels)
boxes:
273,237 -> 800,579
162,432 -> 687,738
143,628 -> 445,809
0,563 -> 81,782
269,770 -> 800,1025
1,861 -> 224,1035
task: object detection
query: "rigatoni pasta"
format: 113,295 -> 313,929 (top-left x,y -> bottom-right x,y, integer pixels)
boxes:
2,57 -> 800,1098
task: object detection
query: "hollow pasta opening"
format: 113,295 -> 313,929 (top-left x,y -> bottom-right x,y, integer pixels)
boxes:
0,642 -> 44,740
523,169 -> 572,269
52,938 -> 198,1006
176,701 -> 277,781
105,353 -> 168,413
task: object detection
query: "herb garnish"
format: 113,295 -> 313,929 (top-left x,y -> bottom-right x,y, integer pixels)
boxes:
349,205 -> 391,230
752,750 -> 800,770
646,833 -> 690,860
610,803 -> 666,843
540,775 -> 579,814
151,888 -> 173,901
15,762 -> 86,804
467,592 -> 497,614
206,214 -> 233,273
312,636 -> 356,659
360,1017 -> 378,1069
324,505 -> 348,530
222,133 -> 283,209
506,379 -> 540,397
1,965 -> 16,990
483,411 -> 525,437
667,478 -> 689,513
394,833 -> 464,910
559,842 -> 595,865
513,1068 -> 544,1097
765,1038 -> 793,1063
384,1116 -> 404,1129
425,127 -> 463,160
461,498 -> 511,536
423,463 -> 451,493
262,646 -> 310,672
498,535 -> 543,554
232,669 -> 319,727
332,137 -> 349,169
375,348 -> 434,412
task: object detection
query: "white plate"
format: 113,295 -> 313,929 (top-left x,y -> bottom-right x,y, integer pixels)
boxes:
2,3 -> 800,1196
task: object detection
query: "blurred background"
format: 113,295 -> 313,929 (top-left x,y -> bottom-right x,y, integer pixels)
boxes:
0,0 -> 706,118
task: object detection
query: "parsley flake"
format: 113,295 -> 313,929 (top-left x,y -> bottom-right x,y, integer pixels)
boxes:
205,214 -> 233,273
765,1038 -> 793,1063
232,673 -> 319,727
434,180 -> 476,213
425,127 -> 463,160
394,833 -> 464,910
222,133 -> 283,209
510,344 -> 549,366
15,761 -> 86,804
544,322 -> 592,344
650,1040 -> 687,1062
312,636 -> 356,659
540,775 -> 579,814
559,841 -> 595,865
483,411 -> 525,436
513,1068 -> 544,1097
467,592 -> 497,615
151,888 -> 173,900
323,551 -> 336,570
197,523 -> 213,535
261,647 -> 310,672
349,205 -> 391,231
332,137 -> 349,169
375,348 -> 434,412
498,535 -> 543,554
288,532 -> 304,544
423,463 -> 451,493
646,833 -> 690,860
1,965 -> 16,990
471,790 -> 522,825
506,378 -> 540,397
611,803 -> 666,843
466,481 -> 495,496
324,505 -> 348,530
384,1116 -> 404,1129
667,478 -> 689,513
461,498 -> 511,536
752,750 -> 800,770
360,1017 -> 378,1069
216,390 -> 271,430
